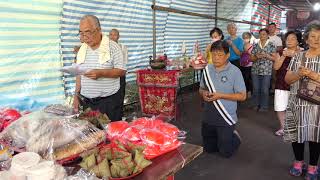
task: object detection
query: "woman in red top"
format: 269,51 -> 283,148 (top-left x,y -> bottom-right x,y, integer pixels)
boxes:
273,30 -> 302,136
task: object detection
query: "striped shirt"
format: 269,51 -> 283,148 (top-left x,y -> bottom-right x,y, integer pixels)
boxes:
284,52 -> 320,143
80,41 -> 125,98
119,43 -> 128,66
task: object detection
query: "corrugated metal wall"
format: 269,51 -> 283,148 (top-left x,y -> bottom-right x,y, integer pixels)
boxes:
250,0 -> 282,33
0,0 -> 65,110
217,0 -> 254,36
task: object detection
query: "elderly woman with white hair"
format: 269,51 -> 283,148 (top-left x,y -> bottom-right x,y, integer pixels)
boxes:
284,21 -> 320,180
225,23 -> 244,68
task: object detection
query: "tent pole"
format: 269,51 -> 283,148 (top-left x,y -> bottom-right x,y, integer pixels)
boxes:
151,5 -> 263,26
215,0 -> 218,27
152,0 -> 156,61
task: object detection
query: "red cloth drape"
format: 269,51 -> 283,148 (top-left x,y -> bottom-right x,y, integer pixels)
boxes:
137,70 -> 179,118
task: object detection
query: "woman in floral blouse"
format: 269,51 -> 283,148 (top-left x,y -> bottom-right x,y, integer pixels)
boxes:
250,28 -> 277,112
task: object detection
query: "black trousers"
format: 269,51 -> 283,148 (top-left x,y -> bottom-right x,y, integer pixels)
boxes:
202,123 -> 241,158
79,91 -> 122,121
119,76 -> 126,119
292,142 -> 320,166
240,66 -> 252,93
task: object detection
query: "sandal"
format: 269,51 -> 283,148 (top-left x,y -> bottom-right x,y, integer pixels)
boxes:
289,161 -> 305,177
275,129 -> 284,136
305,166 -> 318,180
305,173 -> 318,180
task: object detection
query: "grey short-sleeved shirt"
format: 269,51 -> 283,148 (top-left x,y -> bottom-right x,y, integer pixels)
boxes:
200,63 -> 246,125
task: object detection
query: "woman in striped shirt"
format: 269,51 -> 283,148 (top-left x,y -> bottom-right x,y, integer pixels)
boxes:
284,22 -> 320,180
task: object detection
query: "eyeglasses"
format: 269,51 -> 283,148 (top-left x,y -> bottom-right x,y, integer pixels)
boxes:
78,29 -> 98,38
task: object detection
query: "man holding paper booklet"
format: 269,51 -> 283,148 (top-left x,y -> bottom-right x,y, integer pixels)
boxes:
73,15 -> 126,121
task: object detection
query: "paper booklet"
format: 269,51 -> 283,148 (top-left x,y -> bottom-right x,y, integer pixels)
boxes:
59,63 -> 90,76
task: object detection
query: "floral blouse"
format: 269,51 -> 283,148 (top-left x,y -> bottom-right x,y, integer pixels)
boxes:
251,40 -> 276,75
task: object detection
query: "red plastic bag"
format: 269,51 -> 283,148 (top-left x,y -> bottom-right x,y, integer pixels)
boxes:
0,108 -> 21,132
122,126 -> 142,142
107,121 -> 129,139
140,129 -> 172,146
157,123 -> 179,137
130,118 -> 163,129
143,146 -> 161,159
0,109 -> 21,121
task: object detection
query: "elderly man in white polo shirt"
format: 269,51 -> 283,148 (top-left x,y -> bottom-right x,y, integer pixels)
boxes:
73,15 -> 125,121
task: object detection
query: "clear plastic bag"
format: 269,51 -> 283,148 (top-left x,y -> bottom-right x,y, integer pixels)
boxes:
0,111 -> 106,161
0,151 -> 67,180
66,169 -> 100,180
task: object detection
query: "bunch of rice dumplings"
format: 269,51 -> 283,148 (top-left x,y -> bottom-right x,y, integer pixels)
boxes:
79,140 -> 152,179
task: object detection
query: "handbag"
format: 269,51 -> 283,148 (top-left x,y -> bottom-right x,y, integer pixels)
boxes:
240,45 -> 253,67
296,52 -> 320,105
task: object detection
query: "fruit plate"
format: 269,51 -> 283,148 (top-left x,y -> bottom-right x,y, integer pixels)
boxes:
150,61 -> 166,70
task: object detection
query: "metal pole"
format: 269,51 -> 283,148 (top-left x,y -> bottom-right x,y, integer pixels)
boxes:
215,0 -> 218,27
267,5 -> 271,25
152,5 -> 263,26
152,0 -> 156,61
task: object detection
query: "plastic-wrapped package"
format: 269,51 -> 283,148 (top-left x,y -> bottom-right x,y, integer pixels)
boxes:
0,111 -> 106,161
43,104 -> 74,116
140,128 -> 181,159
106,117 -> 185,159
106,121 -> 129,139
0,108 -> 22,132
121,125 -> 142,142
66,168 -> 100,180
0,151 -> 67,180
130,117 -> 163,129
157,122 -> 180,137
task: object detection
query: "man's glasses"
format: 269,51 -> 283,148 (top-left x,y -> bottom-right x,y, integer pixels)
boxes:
78,29 -> 98,38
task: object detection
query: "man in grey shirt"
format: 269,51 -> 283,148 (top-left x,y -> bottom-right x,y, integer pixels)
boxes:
199,40 -> 246,158
73,15 -> 125,121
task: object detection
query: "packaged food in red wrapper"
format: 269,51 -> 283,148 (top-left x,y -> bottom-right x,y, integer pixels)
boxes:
122,126 -> 142,142
107,121 -> 129,139
0,108 -> 22,132
106,117 -> 186,159
140,129 -> 168,146
157,122 -> 180,137
130,117 -> 163,129
143,140 -> 181,159
0,109 -> 21,121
